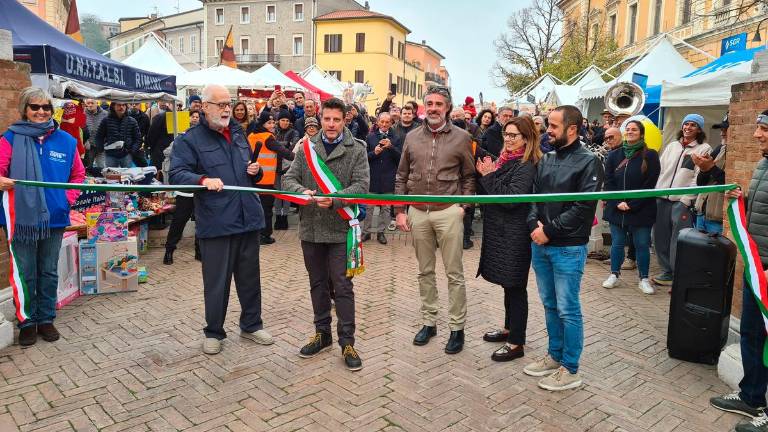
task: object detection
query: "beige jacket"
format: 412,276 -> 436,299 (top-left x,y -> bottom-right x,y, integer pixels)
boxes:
655,139 -> 711,206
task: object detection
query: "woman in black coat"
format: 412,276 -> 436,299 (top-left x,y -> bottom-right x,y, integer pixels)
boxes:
601,120 -> 660,295
476,116 -> 541,362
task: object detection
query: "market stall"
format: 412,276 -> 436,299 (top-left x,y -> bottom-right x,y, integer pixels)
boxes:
122,34 -> 191,77
299,64 -> 345,98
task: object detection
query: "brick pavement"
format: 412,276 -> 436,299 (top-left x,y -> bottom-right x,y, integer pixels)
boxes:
0,227 -> 744,431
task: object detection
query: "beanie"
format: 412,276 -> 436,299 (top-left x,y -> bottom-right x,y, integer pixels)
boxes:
304,117 -> 319,129
682,113 -> 704,130
188,95 -> 202,105
258,109 -> 274,124
277,109 -> 292,121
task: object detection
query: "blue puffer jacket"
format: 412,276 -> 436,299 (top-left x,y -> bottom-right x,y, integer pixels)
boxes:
169,115 -> 265,239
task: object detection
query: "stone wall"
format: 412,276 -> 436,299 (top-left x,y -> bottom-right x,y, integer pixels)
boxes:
724,79 -> 768,318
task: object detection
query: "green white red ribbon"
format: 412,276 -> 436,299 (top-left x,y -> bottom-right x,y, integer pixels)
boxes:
2,189 -> 32,323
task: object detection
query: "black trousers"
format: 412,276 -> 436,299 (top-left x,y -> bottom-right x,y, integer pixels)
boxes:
165,195 -> 197,252
260,193 -> 274,237
301,241 -> 355,347
463,205 -> 474,240
199,230 -> 263,339
503,282 -> 528,346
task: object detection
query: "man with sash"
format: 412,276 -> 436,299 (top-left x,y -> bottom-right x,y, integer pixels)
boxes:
283,97 -> 370,371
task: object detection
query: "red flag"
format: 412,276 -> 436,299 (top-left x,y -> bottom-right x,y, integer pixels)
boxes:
65,0 -> 83,43
220,25 -> 237,68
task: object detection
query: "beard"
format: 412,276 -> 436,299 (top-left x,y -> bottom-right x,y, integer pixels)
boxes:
210,115 -> 230,130
549,131 -> 570,149
426,114 -> 445,126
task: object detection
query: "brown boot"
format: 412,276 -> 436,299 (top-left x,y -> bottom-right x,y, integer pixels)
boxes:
18,325 -> 37,346
38,323 -> 60,342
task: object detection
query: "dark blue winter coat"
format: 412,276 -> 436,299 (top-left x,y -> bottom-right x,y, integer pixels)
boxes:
365,129 -> 402,193
602,146 -> 661,227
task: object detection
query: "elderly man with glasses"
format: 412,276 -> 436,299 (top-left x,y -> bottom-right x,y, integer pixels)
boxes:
170,84 -> 272,355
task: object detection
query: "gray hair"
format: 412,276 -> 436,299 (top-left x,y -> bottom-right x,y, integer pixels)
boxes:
423,85 -> 452,106
377,111 -> 392,121
201,84 -> 228,102
450,108 -> 465,117
498,106 -> 515,115
18,86 -> 52,120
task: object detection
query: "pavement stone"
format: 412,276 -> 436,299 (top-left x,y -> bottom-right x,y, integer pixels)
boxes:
0,227 -> 743,431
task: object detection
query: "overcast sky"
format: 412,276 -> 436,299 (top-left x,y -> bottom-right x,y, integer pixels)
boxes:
76,0 -> 522,103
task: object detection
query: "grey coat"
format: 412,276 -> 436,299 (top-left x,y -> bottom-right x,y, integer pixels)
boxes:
282,129 -> 370,243
747,158 -> 768,266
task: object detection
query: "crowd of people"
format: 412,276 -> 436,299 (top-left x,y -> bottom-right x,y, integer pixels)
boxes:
3,82 -> 768,431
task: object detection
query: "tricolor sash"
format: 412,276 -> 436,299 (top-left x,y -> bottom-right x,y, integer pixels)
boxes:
303,137 -> 364,276
2,189 -> 32,323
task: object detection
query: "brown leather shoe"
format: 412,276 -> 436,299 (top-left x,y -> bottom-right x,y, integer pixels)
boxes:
491,344 -> 524,362
38,323 -> 60,342
18,325 -> 37,346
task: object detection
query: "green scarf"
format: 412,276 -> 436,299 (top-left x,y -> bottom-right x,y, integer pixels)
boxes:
622,139 -> 645,159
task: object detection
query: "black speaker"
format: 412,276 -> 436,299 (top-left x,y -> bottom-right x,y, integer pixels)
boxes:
390,83 -> 397,94
667,228 -> 736,364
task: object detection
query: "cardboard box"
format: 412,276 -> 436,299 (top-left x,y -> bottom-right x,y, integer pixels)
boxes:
128,222 -> 149,254
80,239 -> 139,295
56,232 -> 80,309
86,211 -> 129,242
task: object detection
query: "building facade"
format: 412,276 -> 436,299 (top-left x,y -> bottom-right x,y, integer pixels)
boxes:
99,21 -> 120,40
406,40 -> 450,89
558,0 -> 768,67
201,0 -> 364,73
108,9 -> 205,71
19,0 -> 71,32
314,9 -> 425,113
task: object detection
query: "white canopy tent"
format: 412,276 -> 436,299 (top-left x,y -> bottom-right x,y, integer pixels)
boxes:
122,34 -> 190,77
177,65 -> 261,89
251,63 -> 305,91
300,64 -> 345,97
546,66 -> 607,107
513,73 -> 561,105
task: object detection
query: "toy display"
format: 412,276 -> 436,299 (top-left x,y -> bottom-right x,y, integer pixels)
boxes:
80,239 -> 139,294
86,212 -> 129,243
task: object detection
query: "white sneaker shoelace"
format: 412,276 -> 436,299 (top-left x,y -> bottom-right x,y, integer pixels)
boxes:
752,413 -> 768,427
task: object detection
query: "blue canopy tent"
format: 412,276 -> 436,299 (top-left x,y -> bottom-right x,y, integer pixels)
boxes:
0,0 -> 177,102
641,85 -> 662,125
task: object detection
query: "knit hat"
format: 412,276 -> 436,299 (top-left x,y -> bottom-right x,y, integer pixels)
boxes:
258,110 -> 275,124
277,109 -> 292,121
682,113 -> 705,130
304,117 -> 319,129
188,95 -> 202,105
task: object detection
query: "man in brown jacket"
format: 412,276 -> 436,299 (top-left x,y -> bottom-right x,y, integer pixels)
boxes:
395,85 -> 476,354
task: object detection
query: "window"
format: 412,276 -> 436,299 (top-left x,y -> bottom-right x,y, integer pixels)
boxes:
124,44 -> 128,56
397,42 -> 404,59
628,3 -> 638,44
609,14 -> 617,37
240,37 -> 249,55
324,34 -> 342,53
190,34 -> 197,53
178,36 -> 184,53
294,3 -> 304,21
355,70 -> 364,83
418,84 -> 423,98
328,70 -> 341,80
389,73 -> 393,87
266,4 -> 276,23
241,6 -> 250,24
411,81 -> 416,97
355,33 -> 365,52
293,35 -> 303,56
266,36 -> 276,56
653,0 -> 663,34
397,76 -> 402,93
215,38 -> 225,54
215,7 -> 224,25
167,38 -> 174,52
681,0 -> 692,24
389,36 -> 394,55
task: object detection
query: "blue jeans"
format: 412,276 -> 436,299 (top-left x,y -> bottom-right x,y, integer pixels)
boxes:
695,215 -> 723,235
531,243 -> 587,374
739,275 -> 768,407
12,229 -> 64,328
105,154 -> 133,168
609,224 -> 652,278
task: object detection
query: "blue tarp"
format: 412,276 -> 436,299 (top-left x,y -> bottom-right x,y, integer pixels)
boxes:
685,45 -> 766,78
0,0 -> 176,96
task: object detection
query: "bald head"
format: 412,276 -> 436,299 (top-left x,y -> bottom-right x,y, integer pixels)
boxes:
603,127 -> 622,149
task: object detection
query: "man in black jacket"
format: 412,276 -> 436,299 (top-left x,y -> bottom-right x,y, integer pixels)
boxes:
481,106 -> 515,157
147,103 -> 175,178
523,105 -> 603,392
94,102 -> 141,168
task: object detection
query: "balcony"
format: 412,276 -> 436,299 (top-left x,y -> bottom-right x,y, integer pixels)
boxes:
235,54 -> 281,66
425,72 -> 445,85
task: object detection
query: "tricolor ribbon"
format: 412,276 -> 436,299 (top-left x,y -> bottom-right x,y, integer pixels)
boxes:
2,189 -> 32,323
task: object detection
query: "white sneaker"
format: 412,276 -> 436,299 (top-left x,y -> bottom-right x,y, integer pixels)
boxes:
638,279 -> 655,295
202,338 -> 221,355
241,329 -> 274,345
387,220 -> 397,231
602,274 -> 619,289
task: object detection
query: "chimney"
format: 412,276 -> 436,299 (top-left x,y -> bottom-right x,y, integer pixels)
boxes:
150,13 -> 157,19
364,1 -> 370,10
422,39 -> 426,45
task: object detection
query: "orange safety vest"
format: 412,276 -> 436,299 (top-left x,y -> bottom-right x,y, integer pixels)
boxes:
247,131 -> 277,186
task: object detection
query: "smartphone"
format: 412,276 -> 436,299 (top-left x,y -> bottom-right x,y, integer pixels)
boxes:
275,85 -> 282,92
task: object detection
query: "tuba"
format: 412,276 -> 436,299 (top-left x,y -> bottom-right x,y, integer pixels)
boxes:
604,81 -> 645,116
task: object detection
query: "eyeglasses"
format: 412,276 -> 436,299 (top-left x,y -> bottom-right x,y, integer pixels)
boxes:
206,101 -> 232,110
27,103 -> 53,112
604,135 -> 617,141
503,132 -> 522,139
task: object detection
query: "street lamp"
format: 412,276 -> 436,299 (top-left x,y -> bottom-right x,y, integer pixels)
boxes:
753,18 -> 766,43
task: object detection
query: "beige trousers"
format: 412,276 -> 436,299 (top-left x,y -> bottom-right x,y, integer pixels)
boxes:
408,205 -> 467,330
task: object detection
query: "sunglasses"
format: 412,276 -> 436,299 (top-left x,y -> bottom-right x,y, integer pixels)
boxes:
27,103 -> 53,112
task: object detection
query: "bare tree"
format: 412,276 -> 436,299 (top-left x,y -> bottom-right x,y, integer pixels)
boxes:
491,0 -> 565,94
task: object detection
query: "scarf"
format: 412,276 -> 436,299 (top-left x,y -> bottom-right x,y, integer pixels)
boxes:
7,119 -> 55,243
622,139 -> 645,159
495,146 -> 525,169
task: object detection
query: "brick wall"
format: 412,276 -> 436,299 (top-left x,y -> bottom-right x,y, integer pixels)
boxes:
724,79 -> 768,318
0,60 -> 32,285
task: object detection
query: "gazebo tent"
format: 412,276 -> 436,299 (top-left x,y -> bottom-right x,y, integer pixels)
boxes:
122,34 -> 190,77
546,66 -> 607,107
284,71 -> 334,101
177,65 -> 261,89
0,0 -> 176,101
300,65 -> 345,97
514,73 -> 561,105
251,64 -> 305,91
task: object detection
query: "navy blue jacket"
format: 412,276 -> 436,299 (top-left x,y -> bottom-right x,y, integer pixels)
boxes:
169,115 -> 265,239
365,129 -> 402,193
602,146 -> 661,227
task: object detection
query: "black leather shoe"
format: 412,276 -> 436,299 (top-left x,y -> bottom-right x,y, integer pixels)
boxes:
491,344 -> 524,362
445,330 -> 465,354
463,238 -> 474,250
483,329 -> 509,343
377,233 -> 387,245
18,325 -> 37,346
362,233 -> 371,242
38,323 -> 60,342
274,215 -> 289,230
413,326 -> 436,346
163,250 -> 173,265
260,235 -> 276,245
